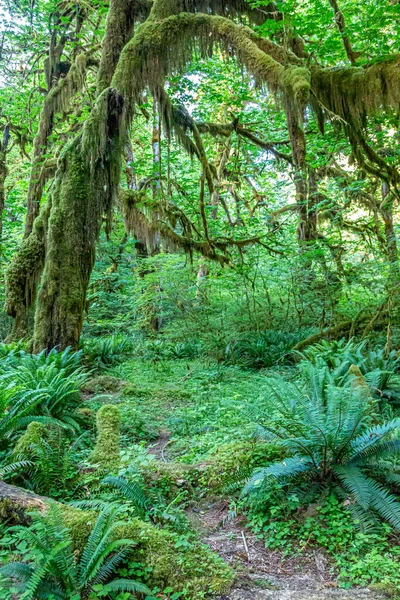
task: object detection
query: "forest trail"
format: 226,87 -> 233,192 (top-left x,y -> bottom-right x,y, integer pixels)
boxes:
185,501 -> 386,600
146,420 -> 387,600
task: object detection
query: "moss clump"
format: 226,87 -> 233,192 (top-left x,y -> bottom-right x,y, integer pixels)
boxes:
141,460 -> 201,501
13,422 -> 46,457
91,404 -> 121,469
61,506 -> 233,598
58,505 -> 96,552
116,519 -> 233,597
81,375 -> 125,394
203,440 -> 283,490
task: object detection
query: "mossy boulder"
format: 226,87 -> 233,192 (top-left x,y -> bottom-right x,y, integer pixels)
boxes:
60,506 -> 233,598
91,404 -> 121,469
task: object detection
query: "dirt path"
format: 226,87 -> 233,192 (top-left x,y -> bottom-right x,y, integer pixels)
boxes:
186,500 -> 386,600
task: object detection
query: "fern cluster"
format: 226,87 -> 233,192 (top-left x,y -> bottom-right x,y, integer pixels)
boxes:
0,504 -> 150,599
83,335 -> 134,367
244,366 -> 400,530
298,339 -> 400,407
0,345 -> 87,431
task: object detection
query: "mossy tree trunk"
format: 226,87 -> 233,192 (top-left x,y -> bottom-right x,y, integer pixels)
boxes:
33,89 -> 124,351
380,183 -> 399,284
0,126 -> 9,262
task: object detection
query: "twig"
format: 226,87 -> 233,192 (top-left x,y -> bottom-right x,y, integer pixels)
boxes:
179,365 -> 200,382
241,530 -> 250,562
161,439 -> 171,463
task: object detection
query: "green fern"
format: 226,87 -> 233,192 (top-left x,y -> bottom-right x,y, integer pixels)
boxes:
83,335 -> 133,367
8,427 -> 86,498
102,475 -> 150,510
244,367 -> 400,530
0,362 -> 87,429
0,504 -> 150,599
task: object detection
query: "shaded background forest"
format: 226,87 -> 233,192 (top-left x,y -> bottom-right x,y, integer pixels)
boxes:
0,0 -> 399,357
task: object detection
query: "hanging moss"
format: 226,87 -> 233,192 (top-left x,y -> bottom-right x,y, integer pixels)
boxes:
47,53 -> 87,115
113,13 -> 289,117
91,404 -> 121,469
149,0 -> 266,24
25,53 -> 88,237
281,66 -> 311,109
311,56 -> 400,126
121,188 -> 230,263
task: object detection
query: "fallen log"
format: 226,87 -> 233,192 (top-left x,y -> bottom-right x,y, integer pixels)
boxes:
0,480 -> 50,524
290,319 -> 359,353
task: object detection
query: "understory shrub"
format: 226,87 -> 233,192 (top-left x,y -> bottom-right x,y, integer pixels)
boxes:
224,330 -> 300,368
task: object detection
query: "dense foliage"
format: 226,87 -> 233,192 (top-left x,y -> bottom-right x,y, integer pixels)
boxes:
1,0 -> 400,598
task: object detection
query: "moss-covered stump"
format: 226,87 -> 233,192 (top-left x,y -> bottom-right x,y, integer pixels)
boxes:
91,404 -> 121,469
61,507 -> 233,598
347,364 -> 371,398
13,421 -> 46,457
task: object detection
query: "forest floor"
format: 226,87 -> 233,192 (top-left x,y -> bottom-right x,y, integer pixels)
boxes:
189,501 -> 384,599
94,358 -> 387,600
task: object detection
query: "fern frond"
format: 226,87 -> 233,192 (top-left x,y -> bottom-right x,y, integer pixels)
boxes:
333,466 -> 372,510
369,480 -> 400,530
103,578 -> 151,595
0,562 -> 34,582
102,475 -> 150,509
350,419 -> 400,460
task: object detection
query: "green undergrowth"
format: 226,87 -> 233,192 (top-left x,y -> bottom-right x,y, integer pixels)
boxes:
86,354 -> 400,594
2,343 -> 400,598
104,358 -> 286,461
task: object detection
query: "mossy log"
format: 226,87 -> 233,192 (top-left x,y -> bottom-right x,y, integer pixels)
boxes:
0,481 -> 49,523
0,480 -> 233,598
291,315 -> 373,353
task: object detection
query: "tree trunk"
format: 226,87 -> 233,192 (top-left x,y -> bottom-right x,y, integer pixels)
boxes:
33,90 -> 124,351
0,136 -> 7,261
380,183 -> 399,283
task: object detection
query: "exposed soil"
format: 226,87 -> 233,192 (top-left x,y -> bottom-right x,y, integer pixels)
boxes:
186,499 -> 386,600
